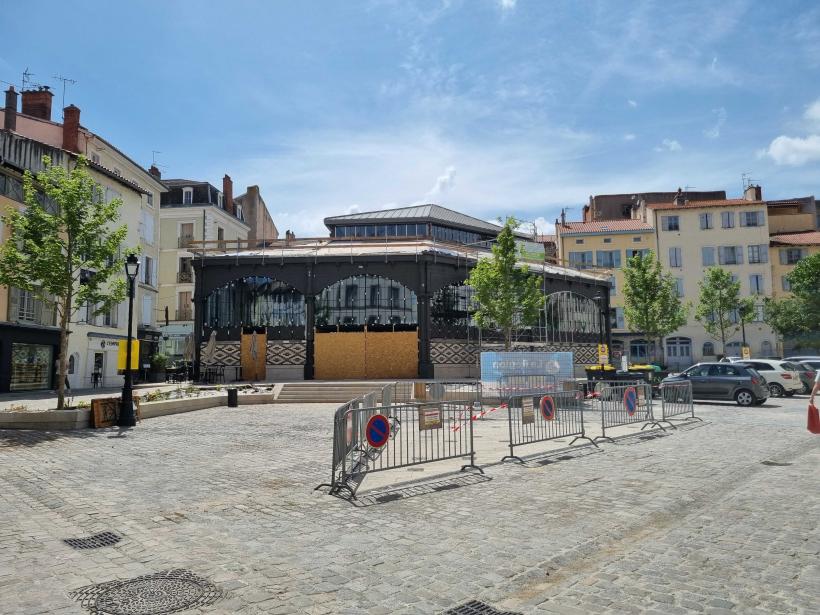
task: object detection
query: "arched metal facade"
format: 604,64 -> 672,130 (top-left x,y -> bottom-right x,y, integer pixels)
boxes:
315,275 -> 417,329
204,276 -> 305,329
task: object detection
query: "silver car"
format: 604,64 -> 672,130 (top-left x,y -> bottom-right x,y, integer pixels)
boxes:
662,362 -> 769,406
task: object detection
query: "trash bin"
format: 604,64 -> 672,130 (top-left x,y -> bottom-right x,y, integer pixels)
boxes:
227,388 -> 238,407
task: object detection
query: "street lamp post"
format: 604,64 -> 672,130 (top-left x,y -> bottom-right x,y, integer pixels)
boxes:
593,293 -> 606,371
119,253 -> 140,427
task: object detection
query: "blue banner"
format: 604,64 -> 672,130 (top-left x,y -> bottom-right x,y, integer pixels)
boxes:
480,351 -> 574,384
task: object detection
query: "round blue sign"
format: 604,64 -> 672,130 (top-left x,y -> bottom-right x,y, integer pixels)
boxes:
366,414 -> 390,448
623,387 -> 638,416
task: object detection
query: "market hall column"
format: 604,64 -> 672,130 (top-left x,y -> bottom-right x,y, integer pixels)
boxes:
304,264 -> 315,380
418,292 -> 433,378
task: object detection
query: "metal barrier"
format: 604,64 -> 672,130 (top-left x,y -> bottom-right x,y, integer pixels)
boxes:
658,381 -> 699,427
594,383 -> 664,443
316,401 -> 482,497
498,374 -> 558,398
582,379 -> 641,399
501,391 -> 597,462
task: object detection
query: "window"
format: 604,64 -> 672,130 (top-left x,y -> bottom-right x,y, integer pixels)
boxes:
18,289 -> 36,321
218,193 -> 223,209
725,341 -> 742,356
235,204 -> 243,221
610,307 -> 625,329
602,237 -> 612,244
749,274 -> 764,295
141,256 -> 155,286
90,153 -> 101,164
568,251 -> 593,269
141,210 -> 155,244
141,294 -> 153,326
68,354 -> 75,374
718,246 -> 743,265
740,210 -> 765,227
608,275 -> 616,296
627,249 -> 650,259
146,193 -> 153,207
703,342 -> 715,356
702,247 -> 715,266
674,278 -> 684,297
780,248 -> 804,265
782,276 -> 792,291
761,340 -> 773,356
699,213 -> 713,229
754,304 -> 765,322
747,244 -> 768,264
721,211 -> 734,228
183,187 -> 193,204
596,250 -> 621,268
666,337 -> 691,358
180,222 -> 194,246
661,215 -> 680,231
632,236 -> 642,242
103,304 -> 118,327
575,239 -> 584,244
669,247 -> 682,268
728,308 -> 739,324
630,339 -> 650,360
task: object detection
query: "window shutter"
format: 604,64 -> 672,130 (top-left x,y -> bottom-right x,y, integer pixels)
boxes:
718,247 -> 726,265
757,211 -> 765,226
8,287 -> 19,321
596,251 -> 604,266
152,258 -> 158,288
735,246 -> 743,264
759,245 -> 768,264
613,250 -> 621,267
779,249 -> 787,265
740,213 -> 747,227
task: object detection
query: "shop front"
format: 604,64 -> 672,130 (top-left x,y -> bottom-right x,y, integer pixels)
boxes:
0,321 -> 60,393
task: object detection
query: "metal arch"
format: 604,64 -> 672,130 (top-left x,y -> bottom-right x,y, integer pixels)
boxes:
543,290 -> 602,344
203,276 -> 305,329
314,274 -> 418,328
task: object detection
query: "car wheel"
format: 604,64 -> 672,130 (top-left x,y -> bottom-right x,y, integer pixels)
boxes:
803,383 -> 812,394
784,390 -> 795,397
768,383 -> 785,397
735,389 -> 754,407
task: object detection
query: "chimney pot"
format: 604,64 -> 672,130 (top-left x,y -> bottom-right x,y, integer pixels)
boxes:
4,86 -> 18,131
222,174 -> 234,214
21,87 -> 54,121
744,184 -> 762,201
62,105 -> 81,153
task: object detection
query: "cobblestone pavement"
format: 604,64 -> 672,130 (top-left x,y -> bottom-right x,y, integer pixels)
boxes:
1,396 -> 818,614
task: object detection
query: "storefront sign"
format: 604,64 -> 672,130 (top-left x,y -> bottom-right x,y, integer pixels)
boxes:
117,340 -> 140,370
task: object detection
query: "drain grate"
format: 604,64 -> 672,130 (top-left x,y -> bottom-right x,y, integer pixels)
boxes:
761,460 -> 792,467
70,569 -> 223,615
444,600 -> 522,615
63,531 -> 122,550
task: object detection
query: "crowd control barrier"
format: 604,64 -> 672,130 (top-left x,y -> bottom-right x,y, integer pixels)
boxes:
594,383 -> 664,443
501,391 -> 596,462
581,379 -> 641,399
497,374 -> 557,398
658,381 -> 699,427
315,400 -> 482,498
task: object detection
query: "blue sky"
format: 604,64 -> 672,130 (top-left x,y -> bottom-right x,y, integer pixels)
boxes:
3,0 -> 820,236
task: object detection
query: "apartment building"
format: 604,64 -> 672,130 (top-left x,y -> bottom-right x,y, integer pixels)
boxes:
0,86 -> 165,392
555,219 -> 656,364
157,175 -> 261,360
635,186 -> 777,365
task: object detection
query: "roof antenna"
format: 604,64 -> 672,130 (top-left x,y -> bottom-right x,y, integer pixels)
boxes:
53,74 -> 77,115
152,150 -> 162,166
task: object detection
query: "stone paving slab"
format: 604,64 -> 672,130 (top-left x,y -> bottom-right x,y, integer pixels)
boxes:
0,396 -> 818,614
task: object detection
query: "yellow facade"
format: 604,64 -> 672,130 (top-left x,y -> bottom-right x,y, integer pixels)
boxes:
770,243 -> 820,300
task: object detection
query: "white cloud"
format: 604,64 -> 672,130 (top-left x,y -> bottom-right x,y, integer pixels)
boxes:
427,165 -> 457,197
804,99 -> 820,125
765,134 -> 820,166
498,0 -> 517,10
627,99 -> 638,108
704,107 -> 727,139
624,133 -> 636,141
532,216 -> 556,237
654,138 -> 682,152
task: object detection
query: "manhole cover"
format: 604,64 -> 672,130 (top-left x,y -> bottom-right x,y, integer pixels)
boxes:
63,531 -> 121,550
761,460 -> 792,467
444,600 -> 522,615
70,569 -> 223,614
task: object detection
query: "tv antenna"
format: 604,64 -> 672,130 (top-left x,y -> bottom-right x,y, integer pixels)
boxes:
53,74 -> 77,112
21,68 -> 34,91
741,172 -> 756,190
151,150 -> 162,166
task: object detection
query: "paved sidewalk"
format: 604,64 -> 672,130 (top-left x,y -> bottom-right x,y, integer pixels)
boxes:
1,397 -> 817,613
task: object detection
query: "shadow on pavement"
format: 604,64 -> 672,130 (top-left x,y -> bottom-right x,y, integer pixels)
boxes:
0,428 -> 102,449
351,472 -> 492,507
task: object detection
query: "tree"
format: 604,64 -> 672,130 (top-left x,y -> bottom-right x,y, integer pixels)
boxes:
621,250 -> 688,364
765,252 -> 820,347
0,156 -> 129,409
466,217 -> 542,350
694,267 -> 742,355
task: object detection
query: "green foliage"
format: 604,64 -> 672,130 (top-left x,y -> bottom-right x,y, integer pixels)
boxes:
0,156 -> 130,408
765,252 -> 820,344
466,217 -> 543,350
151,353 -> 170,371
694,267 -> 741,353
622,250 -> 688,363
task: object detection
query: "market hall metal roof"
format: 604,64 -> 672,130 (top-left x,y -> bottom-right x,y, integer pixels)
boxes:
324,204 -> 507,236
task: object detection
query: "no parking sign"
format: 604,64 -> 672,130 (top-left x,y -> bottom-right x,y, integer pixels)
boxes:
539,395 -> 556,421
623,387 -> 638,417
365,414 -> 390,448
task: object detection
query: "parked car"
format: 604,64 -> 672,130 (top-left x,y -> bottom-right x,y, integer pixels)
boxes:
734,359 -> 803,397
662,362 -> 768,407
784,355 -> 820,366
789,361 -> 818,394
719,356 -> 742,363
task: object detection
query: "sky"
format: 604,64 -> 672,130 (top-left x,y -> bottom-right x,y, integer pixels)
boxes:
3,0 -> 820,237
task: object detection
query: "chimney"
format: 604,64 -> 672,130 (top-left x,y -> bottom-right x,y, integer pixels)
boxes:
62,105 -> 81,153
21,86 -> 54,121
149,164 -> 161,179
674,187 -> 686,206
560,209 -> 566,226
4,86 -> 17,131
222,174 -> 234,214
744,184 -> 762,201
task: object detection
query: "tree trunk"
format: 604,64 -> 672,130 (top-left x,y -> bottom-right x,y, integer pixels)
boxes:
504,326 -> 512,351
56,290 -> 73,410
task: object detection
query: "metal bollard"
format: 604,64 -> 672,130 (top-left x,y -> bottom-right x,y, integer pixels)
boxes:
227,388 -> 238,407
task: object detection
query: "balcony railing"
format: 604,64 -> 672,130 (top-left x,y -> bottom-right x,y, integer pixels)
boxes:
176,308 -> 193,321
178,236 -> 195,248
177,270 -> 193,283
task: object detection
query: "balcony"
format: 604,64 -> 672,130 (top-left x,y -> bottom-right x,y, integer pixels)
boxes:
175,308 -> 193,321
177,270 -> 193,283
178,236 -> 195,248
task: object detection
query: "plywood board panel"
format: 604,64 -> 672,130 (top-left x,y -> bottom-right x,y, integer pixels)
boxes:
241,332 -> 267,381
365,331 -> 418,379
315,332 -> 367,379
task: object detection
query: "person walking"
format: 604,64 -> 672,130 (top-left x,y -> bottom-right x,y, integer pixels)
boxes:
811,369 -> 820,406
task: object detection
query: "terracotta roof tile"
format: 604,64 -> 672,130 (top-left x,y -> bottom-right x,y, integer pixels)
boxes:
559,220 -> 654,234
769,231 -> 820,246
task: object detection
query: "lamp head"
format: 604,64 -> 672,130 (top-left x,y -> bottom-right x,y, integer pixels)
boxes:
125,253 -> 140,280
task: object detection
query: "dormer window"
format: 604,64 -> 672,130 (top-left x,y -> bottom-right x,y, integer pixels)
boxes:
235,204 -> 244,221
183,187 -> 193,205
91,153 -> 101,164
218,193 -> 223,209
